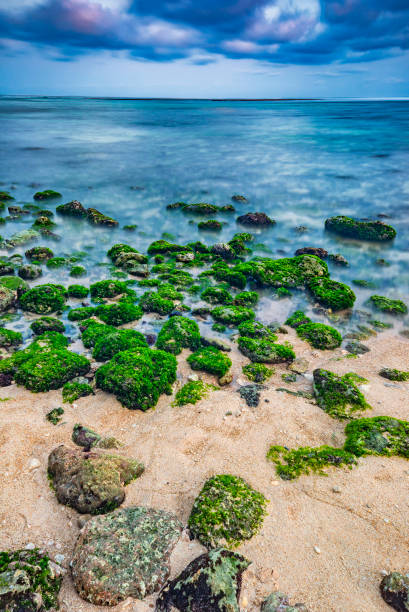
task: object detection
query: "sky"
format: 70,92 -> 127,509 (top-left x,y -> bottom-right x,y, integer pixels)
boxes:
0,0 -> 408,98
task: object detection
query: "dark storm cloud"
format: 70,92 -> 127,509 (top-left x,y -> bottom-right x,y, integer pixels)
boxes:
0,0 -> 408,64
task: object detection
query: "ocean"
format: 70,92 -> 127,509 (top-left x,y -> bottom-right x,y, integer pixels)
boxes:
0,97 -> 408,340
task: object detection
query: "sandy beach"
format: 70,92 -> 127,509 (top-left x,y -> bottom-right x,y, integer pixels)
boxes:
1,328 -> 408,611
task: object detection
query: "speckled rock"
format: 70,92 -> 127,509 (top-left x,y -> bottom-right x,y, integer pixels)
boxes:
156,548 -> 250,612
380,572 -> 409,611
0,285 -> 14,311
48,445 -> 144,514
71,506 -> 183,605
0,548 -> 63,612
261,591 -> 309,611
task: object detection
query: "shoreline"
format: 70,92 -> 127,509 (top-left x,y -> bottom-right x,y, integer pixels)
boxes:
1,329 -> 408,611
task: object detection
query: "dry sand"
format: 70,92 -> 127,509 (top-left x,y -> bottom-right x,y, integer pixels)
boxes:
1,328 -> 409,611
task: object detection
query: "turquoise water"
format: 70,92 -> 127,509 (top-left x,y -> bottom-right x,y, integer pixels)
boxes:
0,97 -> 408,341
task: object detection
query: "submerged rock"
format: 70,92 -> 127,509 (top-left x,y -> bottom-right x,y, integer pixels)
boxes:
71,506 -> 183,605
295,247 -> 328,259
325,215 -> 396,241
156,548 -> 250,612
87,207 -> 118,226
56,199 -> 87,217
261,591 -> 309,611
18,264 -> 42,280
380,572 -> 409,611
0,548 -> 63,612
5,229 -> 40,248
236,212 -> 275,226
48,444 -> 144,514
211,242 -> 235,260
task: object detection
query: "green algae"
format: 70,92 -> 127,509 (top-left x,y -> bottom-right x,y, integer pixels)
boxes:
62,382 -> 94,403
67,284 -> 89,298
242,362 -> 274,383
369,295 -> 408,315
296,322 -> 342,350
46,406 -> 64,425
93,328 -> 148,361
267,445 -> 357,480
238,336 -> 295,363
201,286 -> 233,305
0,327 -> 22,348
212,304 -> 254,325
344,416 -> 409,458
95,302 -> 143,326
19,284 -> 67,314
379,367 -> 409,381
313,368 -> 371,420
173,380 -> 217,406
233,291 -> 258,307
156,316 -> 201,355
33,189 -> 61,201
308,277 -> 356,311
198,219 -> 223,231
68,306 -> 96,321
70,265 -> 87,277
188,474 -> 267,548
325,215 -> 396,241
238,320 -> 277,340
139,291 -> 174,315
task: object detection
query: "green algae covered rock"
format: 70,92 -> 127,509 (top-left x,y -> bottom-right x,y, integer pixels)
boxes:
267,444 -> 357,480
0,285 -> 15,311
81,320 -> 117,348
233,291 -> 258,307
0,327 -> 22,348
147,240 -> 192,255
187,346 -> 231,378
236,212 -> 275,226
261,591 -> 309,611
0,191 -> 14,201
173,380 -> 216,407
156,316 -> 201,355
18,263 -> 42,280
308,277 -> 355,311
5,228 -> 40,249
211,262 -> 247,289
234,254 -> 328,289
68,306 -> 96,321
20,284 -> 67,314
139,291 -> 174,315
0,548 -> 63,611
62,381 -> 94,403
212,305 -> 254,326
93,328 -> 148,361
46,257 -> 66,269
67,284 -> 89,298
71,506 -> 183,605
313,368 -> 371,420
25,246 -> 54,261
201,286 -> 233,305
56,199 -> 87,217
369,295 -> 408,315
285,310 -> 311,329
0,332 -> 90,392
325,215 -> 396,241
86,207 -> 118,226
344,416 -> 409,458
238,336 -> 295,363
238,320 -> 277,340
95,347 -> 177,410
379,367 -> 409,381
296,322 -> 342,350
48,445 -> 144,514
95,302 -> 143,326
380,572 -> 409,611
90,279 -> 131,300
188,474 -> 267,549
198,219 -> 223,231
33,189 -> 61,201
0,276 -> 28,293
72,424 -> 122,450
242,362 -> 274,383
156,548 -> 250,612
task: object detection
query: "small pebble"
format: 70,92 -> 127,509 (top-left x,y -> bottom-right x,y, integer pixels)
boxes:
55,553 -> 65,564
332,486 -> 341,493
28,458 -> 41,471
188,374 -> 199,382
25,542 -> 35,550
314,546 -> 321,554
380,569 -> 388,576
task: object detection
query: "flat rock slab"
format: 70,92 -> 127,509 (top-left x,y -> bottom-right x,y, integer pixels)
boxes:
71,506 -> 183,606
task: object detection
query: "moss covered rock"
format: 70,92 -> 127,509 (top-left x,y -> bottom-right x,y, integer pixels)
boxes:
379,368 -> 409,381
261,591 -> 309,611
0,548 -> 63,611
187,346 -> 231,378
242,362 -> 274,383
70,265 -> 86,277
308,277 -> 356,311
233,291 -> 258,307
201,286 -> 233,305
212,305 -> 254,326
72,424 -> 121,450
0,285 -> 14,311
71,506 -> 182,605
173,380 -> 216,406
18,264 -> 42,280
0,327 -> 22,348
238,320 -> 277,340
95,347 -> 177,410
56,199 -> 87,217
235,254 -> 328,289
236,212 -> 275,226
325,215 -> 396,241
90,279 -> 131,300
147,240 -> 192,255
62,381 -> 94,403
48,445 -> 144,514
344,416 -> 409,458
139,291 -> 174,315
86,207 -> 118,226
93,328 -> 148,361
30,316 -> 65,335
67,284 -> 89,298
95,302 -> 143,326
20,284 -> 66,314
296,322 -> 342,350
156,316 -> 201,355
188,474 -> 267,548
380,572 -> 409,611
81,320 -> 117,348
369,295 -> 408,315
285,310 -> 311,328
46,257 -> 66,269
5,228 -> 40,248
33,189 -> 61,201
238,336 -> 295,363
313,368 -> 371,419
68,306 -> 96,321
267,444 -> 357,480
156,548 -> 250,612
25,246 -> 54,261
198,219 -> 223,231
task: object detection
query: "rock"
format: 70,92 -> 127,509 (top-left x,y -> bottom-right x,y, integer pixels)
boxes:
201,336 -> 232,352
56,200 -> 87,217
345,340 -> 370,355
218,372 -> 233,385
294,247 -> 328,259
236,212 -> 275,226
0,285 -> 14,311
0,372 -> 13,386
288,358 -> 309,374
176,251 -> 195,262
261,591 -> 309,611
232,195 -> 247,202
18,264 -> 42,280
4,229 -> 40,248
380,572 -> 409,611
211,243 -> 235,260
188,373 -> 199,382
238,384 -> 265,407
86,207 -> 118,226
0,548 -> 62,611
72,424 -> 122,450
329,253 -> 348,266
156,548 -> 250,612
325,216 -> 396,241
47,445 -> 144,514
127,263 -> 149,277
294,225 -> 308,233
0,264 -> 15,276
71,506 -> 183,605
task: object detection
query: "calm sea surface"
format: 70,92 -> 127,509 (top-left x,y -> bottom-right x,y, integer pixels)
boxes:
0,97 -> 408,340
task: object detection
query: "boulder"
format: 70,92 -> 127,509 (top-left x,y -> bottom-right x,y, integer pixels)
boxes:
237,212 -> 275,226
